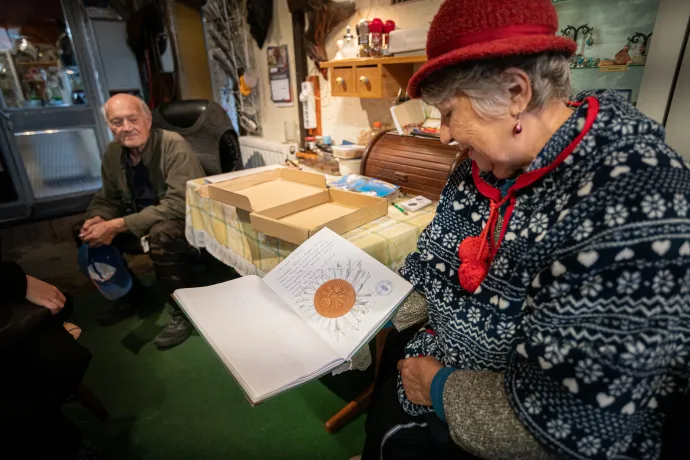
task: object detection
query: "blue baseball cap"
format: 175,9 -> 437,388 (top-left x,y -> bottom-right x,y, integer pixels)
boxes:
78,244 -> 132,300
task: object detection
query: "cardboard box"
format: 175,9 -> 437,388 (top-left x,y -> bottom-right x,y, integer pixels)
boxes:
208,168 -> 327,211
250,189 -> 388,244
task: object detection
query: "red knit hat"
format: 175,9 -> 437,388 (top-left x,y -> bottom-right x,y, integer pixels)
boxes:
407,0 -> 576,98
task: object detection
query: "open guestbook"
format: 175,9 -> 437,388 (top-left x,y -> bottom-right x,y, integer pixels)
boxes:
173,228 -> 413,404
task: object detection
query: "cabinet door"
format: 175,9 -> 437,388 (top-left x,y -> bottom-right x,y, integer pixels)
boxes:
332,67 -> 355,96
356,66 -> 380,98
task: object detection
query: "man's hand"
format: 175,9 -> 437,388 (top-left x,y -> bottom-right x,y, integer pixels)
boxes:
25,275 -> 66,315
398,356 -> 444,406
80,216 -> 105,237
82,218 -> 127,248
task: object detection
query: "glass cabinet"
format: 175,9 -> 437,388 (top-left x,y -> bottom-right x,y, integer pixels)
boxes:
0,0 -> 109,222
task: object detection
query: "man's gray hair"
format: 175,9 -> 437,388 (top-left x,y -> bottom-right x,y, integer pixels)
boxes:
100,97 -> 152,121
420,52 -> 572,119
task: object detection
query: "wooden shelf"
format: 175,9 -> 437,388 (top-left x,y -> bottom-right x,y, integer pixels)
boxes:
320,55 -> 427,69
321,55 -> 427,99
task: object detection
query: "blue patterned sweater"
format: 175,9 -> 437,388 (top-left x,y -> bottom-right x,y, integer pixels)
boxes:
397,90 -> 690,459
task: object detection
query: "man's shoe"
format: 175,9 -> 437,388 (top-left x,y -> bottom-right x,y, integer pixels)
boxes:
154,314 -> 193,349
98,297 -> 137,326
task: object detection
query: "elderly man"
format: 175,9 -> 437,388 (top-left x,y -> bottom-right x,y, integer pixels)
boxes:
73,94 -> 205,349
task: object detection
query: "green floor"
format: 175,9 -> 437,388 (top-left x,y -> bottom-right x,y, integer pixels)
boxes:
65,277 -> 369,459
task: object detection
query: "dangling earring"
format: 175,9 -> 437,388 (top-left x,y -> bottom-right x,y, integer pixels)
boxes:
513,113 -> 523,135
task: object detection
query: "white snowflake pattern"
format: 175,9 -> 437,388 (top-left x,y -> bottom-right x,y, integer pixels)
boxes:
604,150 -> 628,166
652,269 -> 675,294
621,341 -> 648,369
549,281 -> 571,298
429,224 -> 441,240
617,271 -> 641,295
546,418 -> 571,439
580,275 -> 604,298
635,142 -> 657,161
544,342 -> 571,365
554,194 -> 568,210
577,435 -> 602,456
442,286 -> 454,305
607,435 -> 632,458
529,213 -> 549,234
442,232 -> 458,249
574,219 -> 594,241
674,193 -> 688,218
459,193 -> 475,209
667,342 -> 689,368
681,270 -> 690,296
523,394 -> 542,415
611,118 -> 637,136
575,358 -> 604,384
639,439 -> 659,456
531,332 -> 551,347
497,321 -> 516,336
632,381 -> 647,400
429,278 -> 443,296
609,375 -> 634,396
641,193 -> 667,219
604,204 -> 629,227
492,256 -> 509,277
510,208 -> 526,230
467,306 -> 481,323
658,374 -> 676,396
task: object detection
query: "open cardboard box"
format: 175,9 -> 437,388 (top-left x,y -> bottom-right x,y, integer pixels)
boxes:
208,168 -> 327,211
250,189 -> 388,244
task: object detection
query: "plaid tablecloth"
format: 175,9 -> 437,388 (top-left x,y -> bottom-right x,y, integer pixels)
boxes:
185,179 -> 435,277
184,178 -> 435,373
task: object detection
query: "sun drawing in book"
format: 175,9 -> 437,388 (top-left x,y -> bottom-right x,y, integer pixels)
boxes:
295,260 -> 376,340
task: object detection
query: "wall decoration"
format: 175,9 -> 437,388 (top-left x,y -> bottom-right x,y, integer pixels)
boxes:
267,45 -> 293,107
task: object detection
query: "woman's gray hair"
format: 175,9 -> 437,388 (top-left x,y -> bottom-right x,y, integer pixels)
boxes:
420,52 -> 572,118
100,97 -> 152,121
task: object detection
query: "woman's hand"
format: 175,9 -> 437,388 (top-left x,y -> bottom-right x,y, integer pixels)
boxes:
398,356 -> 444,406
25,275 -> 66,315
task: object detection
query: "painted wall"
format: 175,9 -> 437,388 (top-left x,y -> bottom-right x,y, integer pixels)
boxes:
254,0 -> 442,144
254,0 -> 660,142
250,0 -> 302,143
310,0 -> 442,144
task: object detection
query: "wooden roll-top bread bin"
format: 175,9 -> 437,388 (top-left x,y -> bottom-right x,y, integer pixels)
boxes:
361,131 -> 468,200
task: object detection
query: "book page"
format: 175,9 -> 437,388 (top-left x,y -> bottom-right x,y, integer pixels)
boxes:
263,228 -> 413,358
173,276 -> 341,402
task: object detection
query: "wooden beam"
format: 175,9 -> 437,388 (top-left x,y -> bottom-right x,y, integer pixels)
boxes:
292,9 -> 308,146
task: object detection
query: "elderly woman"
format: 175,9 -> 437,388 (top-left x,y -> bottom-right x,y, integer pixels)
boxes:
360,0 -> 690,459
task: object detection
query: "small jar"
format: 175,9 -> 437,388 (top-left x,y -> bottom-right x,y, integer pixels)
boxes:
369,18 -> 384,57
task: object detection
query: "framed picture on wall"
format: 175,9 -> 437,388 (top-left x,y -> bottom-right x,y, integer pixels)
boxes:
614,89 -> 633,102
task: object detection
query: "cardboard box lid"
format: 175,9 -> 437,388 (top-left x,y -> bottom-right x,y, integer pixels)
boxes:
207,168 -> 327,211
250,189 -> 388,244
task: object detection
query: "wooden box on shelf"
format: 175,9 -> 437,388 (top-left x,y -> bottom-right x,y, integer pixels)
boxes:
320,56 -> 427,98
